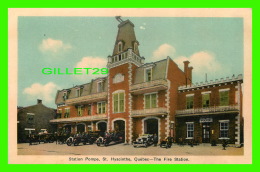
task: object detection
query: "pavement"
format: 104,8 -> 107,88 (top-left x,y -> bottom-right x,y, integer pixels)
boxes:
17,142 -> 244,156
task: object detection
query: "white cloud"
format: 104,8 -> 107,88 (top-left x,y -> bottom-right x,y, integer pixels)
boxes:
140,26 -> 146,30
174,51 -> 227,82
73,56 -> 107,82
39,38 -> 72,54
152,43 -> 176,61
151,43 -> 228,82
23,82 -> 60,103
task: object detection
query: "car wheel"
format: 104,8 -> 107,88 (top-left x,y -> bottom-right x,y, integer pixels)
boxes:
67,142 -> 72,146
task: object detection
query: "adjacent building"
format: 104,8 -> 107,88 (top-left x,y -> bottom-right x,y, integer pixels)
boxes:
17,99 -> 57,142
50,18 -> 243,145
176,74 -> 243,144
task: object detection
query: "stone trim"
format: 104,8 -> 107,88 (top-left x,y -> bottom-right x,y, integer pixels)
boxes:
178,74 -> 243,91
128,62 -> 133,143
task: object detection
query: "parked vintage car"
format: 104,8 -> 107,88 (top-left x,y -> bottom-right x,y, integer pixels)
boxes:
133,134 -> 154,148
96,131 -> 124,146
38,133 -> 56,143
66,132 -> 99,146
28,134 -> 40,145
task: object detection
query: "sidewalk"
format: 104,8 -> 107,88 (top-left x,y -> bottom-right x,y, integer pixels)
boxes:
17,143 -> 244,156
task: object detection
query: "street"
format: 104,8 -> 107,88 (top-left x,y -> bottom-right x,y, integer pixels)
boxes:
17,142 -> 244,156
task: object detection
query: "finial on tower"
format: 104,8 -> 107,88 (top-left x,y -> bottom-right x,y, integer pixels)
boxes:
115,16 -> 124,23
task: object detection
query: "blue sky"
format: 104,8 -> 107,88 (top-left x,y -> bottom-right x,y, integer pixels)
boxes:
18,17 -> 243,108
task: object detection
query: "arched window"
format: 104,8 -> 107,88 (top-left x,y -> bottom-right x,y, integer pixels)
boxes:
134,42 -> 138,52
118,42 -> 123,53
113,73 -> 124,83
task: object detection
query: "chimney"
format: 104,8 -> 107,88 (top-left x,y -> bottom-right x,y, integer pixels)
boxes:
188,66 -> 193,84
183,61 -> 190,86
37,99 -> 42,104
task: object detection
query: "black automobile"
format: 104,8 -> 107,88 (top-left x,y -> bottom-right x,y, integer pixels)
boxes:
96,131 -> 124,146
160,137 -> 173,149
66,132 -> 99,146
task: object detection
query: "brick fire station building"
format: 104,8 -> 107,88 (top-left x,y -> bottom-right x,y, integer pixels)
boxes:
50,18 -> 243,145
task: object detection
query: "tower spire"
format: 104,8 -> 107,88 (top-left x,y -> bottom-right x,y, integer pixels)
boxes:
115,16 -> 124,23
112,17 -> 140,56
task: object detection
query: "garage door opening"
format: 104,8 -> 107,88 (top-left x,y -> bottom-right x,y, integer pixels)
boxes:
113,120 -> 125,141
77,124 -> 85,133
97,122 -> 107,132
144,118 -> 158,135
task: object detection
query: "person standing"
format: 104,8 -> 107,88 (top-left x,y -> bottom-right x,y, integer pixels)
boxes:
153,133 -> 158,146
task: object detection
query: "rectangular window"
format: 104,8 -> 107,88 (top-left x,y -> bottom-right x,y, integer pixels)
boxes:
220,91 -> 229,106
97,102 -> 106,114
77,106 -> 82,116
27,113 -> 35,124
202,94 -> 210,108
63,92 -> 67,100
119,44 -> 122,52
113,92 -> 125,113
145,68 -> 152,81
220,122 -> 229,138
64,108 -> 70,118
186,96 -> 194,109
119,93 -> 124,112
113,94 -> 119,113
76,89 -> 80,97
151,94 -> 157,108
87,105 -> 91,115
57,109 -> 62,118
97,82 -> 103,93
187,123 -> 194,138
145,93 -> 157,109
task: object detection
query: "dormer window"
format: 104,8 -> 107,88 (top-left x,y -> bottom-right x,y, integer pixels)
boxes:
118,42 -> 123,53
76,89 -> 80,97
134,42 -> 138,52
97,80 -> 104,93
63,92 -> 67,100
145,68 -> 152,82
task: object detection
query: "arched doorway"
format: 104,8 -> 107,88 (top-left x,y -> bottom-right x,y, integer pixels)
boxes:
77,124 -> 85,133
114,120 -> 125,132
144,118 -> 159,135
113,119 -> 126,141
64,125 -> 71,133
97,122 -> 107,132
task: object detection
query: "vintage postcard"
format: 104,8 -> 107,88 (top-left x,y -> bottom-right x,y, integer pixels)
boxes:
8,8 -> 252,164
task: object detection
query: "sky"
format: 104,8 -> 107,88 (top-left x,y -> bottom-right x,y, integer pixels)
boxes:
18,17 -> 244,108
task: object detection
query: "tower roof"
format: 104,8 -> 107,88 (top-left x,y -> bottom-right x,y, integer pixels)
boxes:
112,19 -> 140,56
